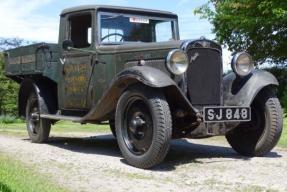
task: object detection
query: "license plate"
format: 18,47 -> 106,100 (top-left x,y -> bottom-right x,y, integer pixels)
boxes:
203,106 -> 251,122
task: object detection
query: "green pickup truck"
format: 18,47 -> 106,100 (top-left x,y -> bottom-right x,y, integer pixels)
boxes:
4,5 -> 283,169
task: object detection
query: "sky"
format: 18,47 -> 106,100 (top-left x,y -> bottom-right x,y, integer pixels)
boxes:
0,0 -> 232,70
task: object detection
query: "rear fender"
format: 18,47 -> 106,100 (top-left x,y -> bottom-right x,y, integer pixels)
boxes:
18,78 -> 57,117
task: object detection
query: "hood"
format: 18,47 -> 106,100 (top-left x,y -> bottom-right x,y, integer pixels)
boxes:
96,40 -> 185,54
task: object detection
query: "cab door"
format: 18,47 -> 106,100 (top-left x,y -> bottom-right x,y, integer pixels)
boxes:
58,11 -> 94,110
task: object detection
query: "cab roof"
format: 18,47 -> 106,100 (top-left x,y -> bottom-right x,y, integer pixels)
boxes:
61,5 -> 178,18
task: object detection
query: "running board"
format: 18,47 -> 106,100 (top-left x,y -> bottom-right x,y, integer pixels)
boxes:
40,114 -> 82,122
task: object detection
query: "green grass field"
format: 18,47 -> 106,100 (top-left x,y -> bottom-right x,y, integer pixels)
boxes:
0,155 -> 66,192
0,121 -> 110,136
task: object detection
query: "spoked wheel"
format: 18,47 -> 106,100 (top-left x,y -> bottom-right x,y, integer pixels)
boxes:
26,93 -> 51,143
116,85 -> 172,169
226,88 -> 283,156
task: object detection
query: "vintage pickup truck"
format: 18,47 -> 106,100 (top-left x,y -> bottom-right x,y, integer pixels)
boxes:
4,5 -> 283,168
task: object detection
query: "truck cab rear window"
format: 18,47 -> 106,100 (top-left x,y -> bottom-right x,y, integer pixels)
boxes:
69,14 -> 92,48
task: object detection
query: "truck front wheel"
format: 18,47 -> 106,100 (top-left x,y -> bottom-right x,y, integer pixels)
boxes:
26,93 -> 51,143
226,88 -> 283,156
115,86 -> 172,169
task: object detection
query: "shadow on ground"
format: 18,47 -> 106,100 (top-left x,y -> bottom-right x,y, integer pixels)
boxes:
23,134 -> 281,171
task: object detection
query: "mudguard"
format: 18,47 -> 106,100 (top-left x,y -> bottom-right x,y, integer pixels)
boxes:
18,78 -> 57,117
19,79 -> 38,117
223,69 -> 279,106
115,65 -> 177,87
82,66 -> 197,122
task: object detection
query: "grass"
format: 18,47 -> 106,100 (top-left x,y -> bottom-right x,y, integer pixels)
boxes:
0,115 -> 23,124
0,121 -> 110,136
278,115 -> 287,148
0,154 -> 67,192
52,121 -> 109,133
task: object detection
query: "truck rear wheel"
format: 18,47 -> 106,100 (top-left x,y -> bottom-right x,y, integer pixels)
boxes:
115,86 -> 172,169
226,88 -> 283,156
26,93 -> 51,143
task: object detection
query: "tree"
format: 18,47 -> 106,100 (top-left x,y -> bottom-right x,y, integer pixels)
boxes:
0,38 -> 25,116
0,38 -> 24,51
195,0 -> 287,65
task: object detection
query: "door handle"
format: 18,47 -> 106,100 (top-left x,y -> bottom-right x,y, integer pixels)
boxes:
93,59 -> 106,65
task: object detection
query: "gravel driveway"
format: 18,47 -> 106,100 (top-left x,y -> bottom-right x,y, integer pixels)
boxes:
0,133 -> 286,192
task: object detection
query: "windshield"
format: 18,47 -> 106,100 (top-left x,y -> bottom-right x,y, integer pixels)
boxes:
99,12 -> 177,44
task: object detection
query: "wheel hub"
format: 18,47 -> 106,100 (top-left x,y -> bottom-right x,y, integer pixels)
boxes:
129,116 -> 146,139
28,106 -> 40,134
31,112 -> 40,122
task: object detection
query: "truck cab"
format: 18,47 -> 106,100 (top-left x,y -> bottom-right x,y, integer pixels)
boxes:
57,5 -> 181,111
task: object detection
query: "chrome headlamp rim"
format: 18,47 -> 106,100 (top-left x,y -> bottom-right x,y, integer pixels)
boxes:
231,52 -> 254,77
166,49 -> 189,75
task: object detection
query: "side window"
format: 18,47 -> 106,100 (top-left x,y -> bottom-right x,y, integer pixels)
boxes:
69,14 -> 92,48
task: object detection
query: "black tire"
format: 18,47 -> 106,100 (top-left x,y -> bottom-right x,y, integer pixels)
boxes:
115,85 -> 172,169
226,88 -> 283,156
109,120 -> 116,138
26,92 -> 51,143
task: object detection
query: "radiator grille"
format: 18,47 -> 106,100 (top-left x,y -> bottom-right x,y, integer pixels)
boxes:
185,44 -> 222,106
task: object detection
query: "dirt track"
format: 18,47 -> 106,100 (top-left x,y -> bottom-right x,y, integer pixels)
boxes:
0,133 -> 287,192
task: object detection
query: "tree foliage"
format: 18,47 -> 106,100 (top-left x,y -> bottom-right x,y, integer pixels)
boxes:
0,38 -> 24,116
266,67 -> 287,112
195,0 -> 287,65
0,38 -> 24,51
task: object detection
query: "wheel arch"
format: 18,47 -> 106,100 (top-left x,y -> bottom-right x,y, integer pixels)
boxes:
223,69 -> 279,107
18,78 -> 58,118
19,78 -> 38,118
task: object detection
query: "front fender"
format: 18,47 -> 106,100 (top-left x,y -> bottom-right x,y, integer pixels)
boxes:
116,66 -> 177,87
82,66 -> 196,122
223,69 -> 279,106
